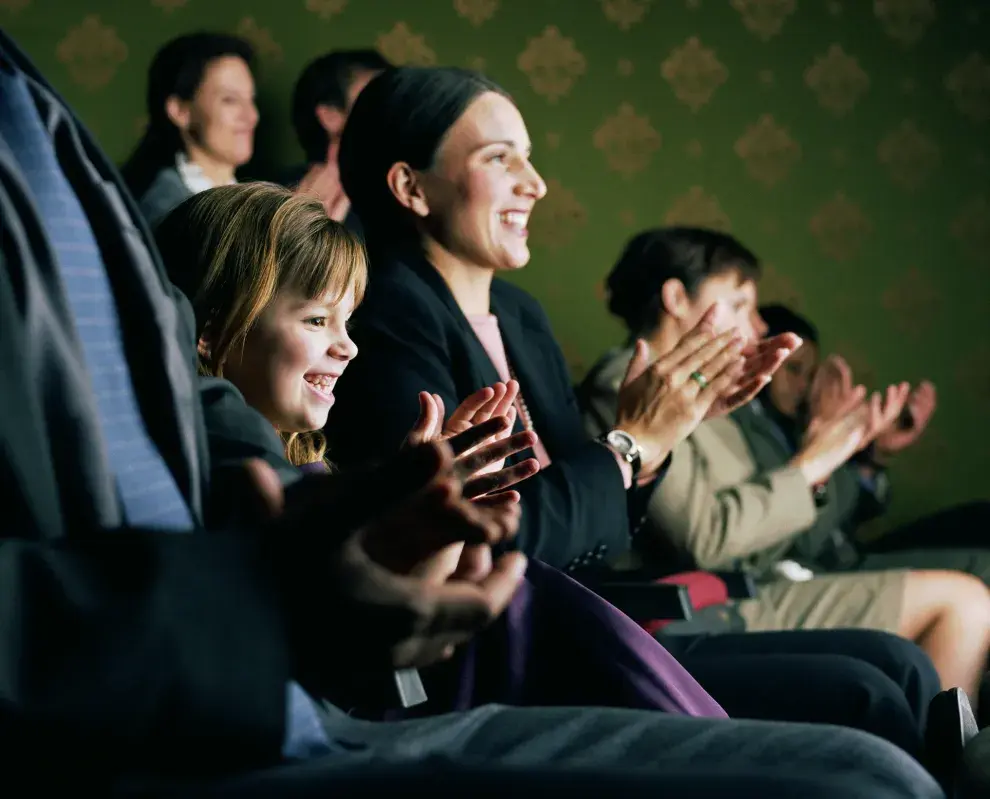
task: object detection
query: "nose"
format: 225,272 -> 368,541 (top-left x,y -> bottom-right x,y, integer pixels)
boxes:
330,329 -> 358,363
752,309 -> 769,339
244,99 -> 259,129
516,158 -> 547,201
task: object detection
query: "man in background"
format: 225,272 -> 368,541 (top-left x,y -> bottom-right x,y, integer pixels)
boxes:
284,49 -> 389,230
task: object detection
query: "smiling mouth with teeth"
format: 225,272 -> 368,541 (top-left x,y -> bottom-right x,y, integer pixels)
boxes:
500,211 -> 529,234
304,374 -> 337,396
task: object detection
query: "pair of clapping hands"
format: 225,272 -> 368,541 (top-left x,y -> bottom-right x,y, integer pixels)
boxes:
792,355 -> 937,486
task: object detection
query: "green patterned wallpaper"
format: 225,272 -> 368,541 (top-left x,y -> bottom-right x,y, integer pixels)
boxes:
2,0 -> 988,534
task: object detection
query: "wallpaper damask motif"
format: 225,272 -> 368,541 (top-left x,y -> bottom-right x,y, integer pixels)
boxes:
2,0 -> 988,533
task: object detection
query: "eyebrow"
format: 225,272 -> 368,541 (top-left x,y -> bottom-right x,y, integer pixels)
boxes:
473,139 -> 532,156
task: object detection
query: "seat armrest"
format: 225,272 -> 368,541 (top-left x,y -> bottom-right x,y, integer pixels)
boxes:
591,581 -> 694,621
712,570 -> 758,599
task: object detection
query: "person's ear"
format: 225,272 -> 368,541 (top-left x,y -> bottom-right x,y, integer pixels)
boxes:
386,162 -> 430,218
165,95 -> 192,132
315,103 -> 347,139
659,278 -> 690,321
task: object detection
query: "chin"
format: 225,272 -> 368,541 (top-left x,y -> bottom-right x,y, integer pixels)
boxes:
499,251 -> 531,271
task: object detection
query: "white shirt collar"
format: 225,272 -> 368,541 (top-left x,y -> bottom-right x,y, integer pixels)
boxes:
175,152 -> 236,195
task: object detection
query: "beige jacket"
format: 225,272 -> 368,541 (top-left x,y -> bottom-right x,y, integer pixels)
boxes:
580,345 -> 819,575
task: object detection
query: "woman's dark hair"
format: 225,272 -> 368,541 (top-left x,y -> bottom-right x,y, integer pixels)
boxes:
338,66 -> 509,253
121,32 -> 254,202
606,227 -> 761,339
292,49 -> 391,164
759,304 -> 819,344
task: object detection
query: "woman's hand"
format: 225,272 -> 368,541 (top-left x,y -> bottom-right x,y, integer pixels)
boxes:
614,305 -> 747,477
705,331 -> 803,419
790,405 -> 869,487
405,381 -> 540,495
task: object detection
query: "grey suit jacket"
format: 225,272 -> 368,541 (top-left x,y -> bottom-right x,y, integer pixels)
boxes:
0,30 -> 296,775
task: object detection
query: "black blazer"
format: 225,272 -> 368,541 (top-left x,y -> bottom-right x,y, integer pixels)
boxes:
328,251 -> 657,571
0,31 -> 293,775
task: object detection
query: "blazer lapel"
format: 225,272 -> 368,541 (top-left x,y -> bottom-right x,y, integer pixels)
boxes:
401,253 -> 504,389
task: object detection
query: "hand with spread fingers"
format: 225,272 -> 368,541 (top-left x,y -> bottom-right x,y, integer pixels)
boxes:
875,380 -> 937,457
614,304 -> 749,477
791,398 -> 871,486
705,330 -> 803,419
405,381 -> 541,500
404,382 -> 541,583
246,441 -> 528,674
857,382 -> 911,453
808,354 -> 865,424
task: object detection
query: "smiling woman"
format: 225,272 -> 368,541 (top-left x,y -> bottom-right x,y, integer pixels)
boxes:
121,32 -> 259,229
326,67 -> 778,570
155,181 -> 366,466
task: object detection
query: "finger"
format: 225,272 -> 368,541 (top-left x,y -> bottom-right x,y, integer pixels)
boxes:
406,392 -> 439,447
668,330 -> 743,388
446,386 -> 497,432
501,405 -> 518,435
465,383 -> 509,428
739,346 -> 792,385
741,332 -> 802,359
456,430 -> 538,478
242,458 -> 286,520
621,338 -> 652,387
833,356 -> 853,393
490,380 -> 519,421
446,416 -> 511,457
700,338 -> 749,387
472,490 -> 521,508
718,374 -> 770,413
450,544 -> 493,582
650,321 -> 725,376
836,385 -> 868,418
463,457 -> 541,499
473,551 -> 528,619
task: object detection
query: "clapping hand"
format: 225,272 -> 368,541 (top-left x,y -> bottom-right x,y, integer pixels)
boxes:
875,381 -> 937,456
245,441 -> 528,674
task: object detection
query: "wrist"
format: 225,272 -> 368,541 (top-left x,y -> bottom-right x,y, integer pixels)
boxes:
600,428 -> 644,481
791,453 -> 825,487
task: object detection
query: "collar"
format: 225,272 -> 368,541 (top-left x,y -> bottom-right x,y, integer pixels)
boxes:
175,152 -> 236,195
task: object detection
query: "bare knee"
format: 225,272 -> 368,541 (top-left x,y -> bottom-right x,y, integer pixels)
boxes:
900,570 -> 990,640
946,572 -> 990,631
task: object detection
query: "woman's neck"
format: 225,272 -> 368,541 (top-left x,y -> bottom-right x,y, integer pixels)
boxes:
185,145 -> 236,186
423,237 -> 494,317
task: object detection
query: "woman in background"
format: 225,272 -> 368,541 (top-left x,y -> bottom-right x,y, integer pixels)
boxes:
121,32 -> 258,228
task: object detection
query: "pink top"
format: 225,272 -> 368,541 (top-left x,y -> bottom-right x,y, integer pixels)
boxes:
467,314 -> 631,488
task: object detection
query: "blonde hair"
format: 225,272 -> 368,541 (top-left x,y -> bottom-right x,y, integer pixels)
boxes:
156,182 -> 367,467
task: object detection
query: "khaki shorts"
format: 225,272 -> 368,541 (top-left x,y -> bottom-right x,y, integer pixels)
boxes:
739,569 -> 908,634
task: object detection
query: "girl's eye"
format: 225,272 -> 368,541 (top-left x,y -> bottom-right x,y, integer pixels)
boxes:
304,317 -> 327,327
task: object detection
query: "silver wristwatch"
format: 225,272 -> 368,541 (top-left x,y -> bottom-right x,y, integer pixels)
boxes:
599,429 -> 643,479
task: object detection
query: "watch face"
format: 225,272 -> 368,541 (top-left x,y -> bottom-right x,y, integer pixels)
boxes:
607,430 -> 635,455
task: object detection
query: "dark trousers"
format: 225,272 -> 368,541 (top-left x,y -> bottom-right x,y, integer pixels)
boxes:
664,628 -> 940,759
119,702 -> 943,799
